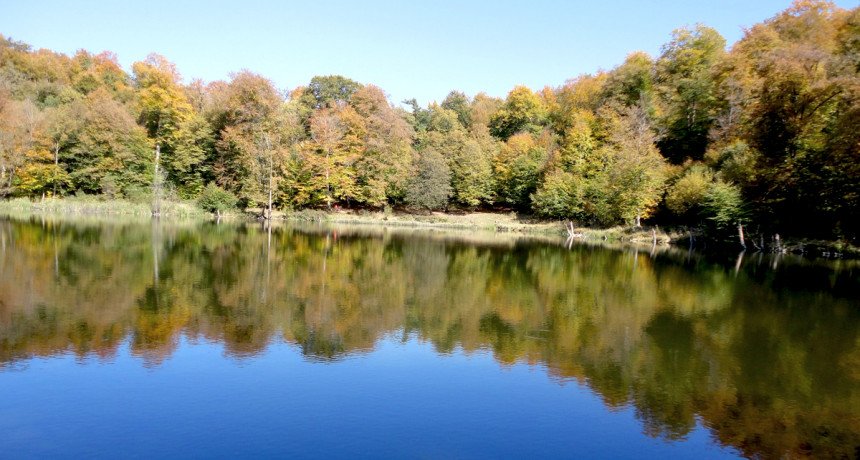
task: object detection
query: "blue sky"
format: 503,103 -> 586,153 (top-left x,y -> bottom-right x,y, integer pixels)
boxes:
2,0 -> 855,106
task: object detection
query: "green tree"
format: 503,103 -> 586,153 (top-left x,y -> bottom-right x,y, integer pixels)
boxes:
665,165 -> 713,219
489,86 -> 549,140
703,180 -> 746,230
406,147 -> 451,210
38,103 -> 82,196
351,85 -> 415,206
655,25 -> 726,163
213,71 -> 283,208
531,169 -> 585,218
441,90 -> 472,128
421,106 -> 494,207
603,52 -> 655,108
169,114 -> 213,198
494,132 -> 550,210
61,89 -> 151,196
197,182 -> 237,217
603,105 -> 668,225
300,75 -> 362,109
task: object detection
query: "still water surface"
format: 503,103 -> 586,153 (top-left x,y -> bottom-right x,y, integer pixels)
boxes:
0,217 -> 858,458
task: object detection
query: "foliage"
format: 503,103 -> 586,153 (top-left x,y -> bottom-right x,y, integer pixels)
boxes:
419,106 -> 495,207
62,90 -> 152,196
351,85 -> 414,206
441,90 -> 472,128
489,86 -> 549,140
494,132 -> 549,209
531,169 -> 584,218
665,165 -> 713,217
654,25 -> 726,163
300,75 -> 362,109
197,182 -> 237,214
703,180 -> 746,229
405,148 -> 451,210
602,105 -> 668,225
0,1 -> 857,242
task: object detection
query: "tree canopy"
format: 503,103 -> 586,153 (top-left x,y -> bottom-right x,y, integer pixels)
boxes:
0,0 -> 857,241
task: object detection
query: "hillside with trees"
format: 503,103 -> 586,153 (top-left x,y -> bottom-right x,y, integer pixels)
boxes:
0,0 -> 857,244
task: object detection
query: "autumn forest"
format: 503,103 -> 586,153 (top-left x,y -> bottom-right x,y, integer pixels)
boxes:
0,0 -> 858,243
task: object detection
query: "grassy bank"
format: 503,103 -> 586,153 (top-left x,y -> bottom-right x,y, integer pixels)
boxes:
0,196 -> 211,219
6,199 -> 852,258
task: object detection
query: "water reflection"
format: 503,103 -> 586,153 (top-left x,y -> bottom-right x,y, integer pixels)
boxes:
0,217 -> 858,458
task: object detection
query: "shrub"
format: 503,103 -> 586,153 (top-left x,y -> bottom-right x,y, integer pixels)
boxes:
197,183 -> 237,215
665,166 -> 713,217
703,180 -> 746,229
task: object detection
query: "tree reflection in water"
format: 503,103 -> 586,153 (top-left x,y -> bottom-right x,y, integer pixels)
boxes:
0,217 -> 858,458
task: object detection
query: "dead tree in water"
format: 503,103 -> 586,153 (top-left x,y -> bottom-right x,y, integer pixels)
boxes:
564,221 -> 585,239
737,223 -> 746,250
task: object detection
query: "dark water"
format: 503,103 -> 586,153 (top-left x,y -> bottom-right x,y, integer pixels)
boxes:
0,217 -> 858,459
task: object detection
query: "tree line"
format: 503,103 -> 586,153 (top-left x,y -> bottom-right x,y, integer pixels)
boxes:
0,0 -> 857,241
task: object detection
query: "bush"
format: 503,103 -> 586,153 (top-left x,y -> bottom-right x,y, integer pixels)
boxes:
665,165 -> 713,217
703,180 -> 746,229
197,183 -> 237,215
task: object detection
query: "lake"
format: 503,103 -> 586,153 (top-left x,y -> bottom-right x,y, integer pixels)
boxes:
0,217 -> 858,458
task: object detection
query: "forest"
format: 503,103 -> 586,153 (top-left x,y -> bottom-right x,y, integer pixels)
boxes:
0,0 -> 857,243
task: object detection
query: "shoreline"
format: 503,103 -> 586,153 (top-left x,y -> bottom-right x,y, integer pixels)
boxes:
1,197 -> 856,258
277,209 -> 676,244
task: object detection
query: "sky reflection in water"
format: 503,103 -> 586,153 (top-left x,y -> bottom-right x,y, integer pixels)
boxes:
0,217 -> 858,458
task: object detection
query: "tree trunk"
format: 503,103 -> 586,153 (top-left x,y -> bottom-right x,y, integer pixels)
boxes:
737,223 -> 746,250
152,142 -> 162,216
53,142 -> 60,197
268,165 -> 273,220
264,132 -> 274,220
325,150 -> 332,211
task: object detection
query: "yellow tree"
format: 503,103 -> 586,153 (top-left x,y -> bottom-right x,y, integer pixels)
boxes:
0,96 -> 43,196
133,54 -> 195,212
213,71 -> 283,209
303,108 -> 360,209
351,85 -> 414,206
489,86 -> 549,140
603,104 -> 668,226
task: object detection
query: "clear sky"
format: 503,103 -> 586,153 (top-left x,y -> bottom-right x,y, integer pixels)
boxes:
1,0 -> 855,106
